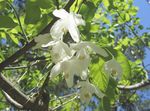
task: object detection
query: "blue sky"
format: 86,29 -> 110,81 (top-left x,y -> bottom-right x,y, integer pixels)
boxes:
134,0 -> 150,28
134,0 -> 150,101
134,0 -> 150,70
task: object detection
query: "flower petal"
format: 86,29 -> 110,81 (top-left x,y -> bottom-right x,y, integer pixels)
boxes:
85,42 -> 108,57
68,23 -> 80,42
65,73 -> 74,88
42,40 -> 57,47
50,20 -> 65,40
33,33 -> 52,49
53,9 -> 69,19
50,62 -> 62,78
104,59 -> 122,80
60,41 -> 72,56
73,13 -> 85,26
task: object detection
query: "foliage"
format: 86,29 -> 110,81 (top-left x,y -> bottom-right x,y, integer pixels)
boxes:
0,0 -> 150,111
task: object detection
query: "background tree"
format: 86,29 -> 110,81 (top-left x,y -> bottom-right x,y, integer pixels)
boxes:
0,0 -> 150,111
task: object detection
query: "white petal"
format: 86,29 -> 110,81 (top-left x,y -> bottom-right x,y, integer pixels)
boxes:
33,33 -> 52,49
86,42 -> 108,57
80,70 -> 88,80
53,9 -> 69,19
50,41 -> 72,63
50,20 -> 65,40
68,21 -> 80,42
50,62 -> 62,78
92,85 -> 105,98
65,73 -> 74,88
73,13 -> 85,26
104,59 -> 122,80
42,40 -> 57,47
60,41 -> 72,56
80,89 -> 92,104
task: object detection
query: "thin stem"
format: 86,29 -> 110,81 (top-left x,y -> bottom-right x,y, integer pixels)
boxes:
7,1 -> 28,42
105,48 -> 115,60
51,96 -> 78,111
118,79 -> 150,90
50,92 -> 78,102
4,66 -> 28,70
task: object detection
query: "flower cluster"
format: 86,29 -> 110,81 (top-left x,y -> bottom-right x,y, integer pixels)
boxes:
34,9 -> 122,104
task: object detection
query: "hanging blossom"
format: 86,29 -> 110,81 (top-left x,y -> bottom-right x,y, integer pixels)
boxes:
70,41 -> 108,57
42,40 -> 73,63
34,8 -> 109,103
33,33 -> 52,49
77,81 -> 105,104
50,42 -> 108,87
103,59 -> 122,80
50,48 -> 90,87
50,9 -> 85,42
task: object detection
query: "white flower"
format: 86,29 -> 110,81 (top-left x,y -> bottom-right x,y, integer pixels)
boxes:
77,81 -> 104,104
33,33 -> 52,49
103,59 -> 122,80
70,41 -> 108,57
50,9 -> 85,42
50,48 -> 90,87
42,40 -> 72,63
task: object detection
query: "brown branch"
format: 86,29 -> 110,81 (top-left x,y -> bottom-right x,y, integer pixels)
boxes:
2,91 -> 23,109
0,74 -> 34,109
117,80 -> 150,90
0,0 -> 75,110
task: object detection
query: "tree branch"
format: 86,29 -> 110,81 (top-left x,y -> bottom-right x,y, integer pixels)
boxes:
117,80 -> 150,90
2,91 -> 23,109
0,74 -> 34,109
0,0 -> 76,110
0,40 -> 36,72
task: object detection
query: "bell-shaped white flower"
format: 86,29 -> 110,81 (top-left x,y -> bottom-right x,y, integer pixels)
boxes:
77,81 -> 104,104
70,41 -> 108,57
103,59 -> 122,80
50,48 -> 90,87
42,40 -> 72,63
50,9 -> 85,42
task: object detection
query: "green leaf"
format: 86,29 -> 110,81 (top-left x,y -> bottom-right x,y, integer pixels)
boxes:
105,77 -> 117,99
90,58 -> 110,92
25,1 -> 41,24
0,31 -> 6,39
90,24 -> 99,33
101,96 -> 111,111
80,1 -> 96,22
37,0 -> 53,9
0,16 -> 17,28
0,1 -> 6,11
115,51 -> 131,80
91,0 -> 102,6
125,13 -> 130,21
103,0 -> 109,7
9,34 -> 19,45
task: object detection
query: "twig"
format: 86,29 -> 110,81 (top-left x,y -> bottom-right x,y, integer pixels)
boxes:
2,91 -> 23,109
50,92 -> 77,102
4,61 -> 40,70
7,1 -> 28,42
118,80 -> 150,90
4,66 -> 28,70
51,96 -> 78,111
0,74 -> 34,109
35,63 -> 54,102
0,40 -> 36,72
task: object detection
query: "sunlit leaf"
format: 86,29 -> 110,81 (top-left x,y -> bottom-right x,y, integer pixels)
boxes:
0,16 -> 17,28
